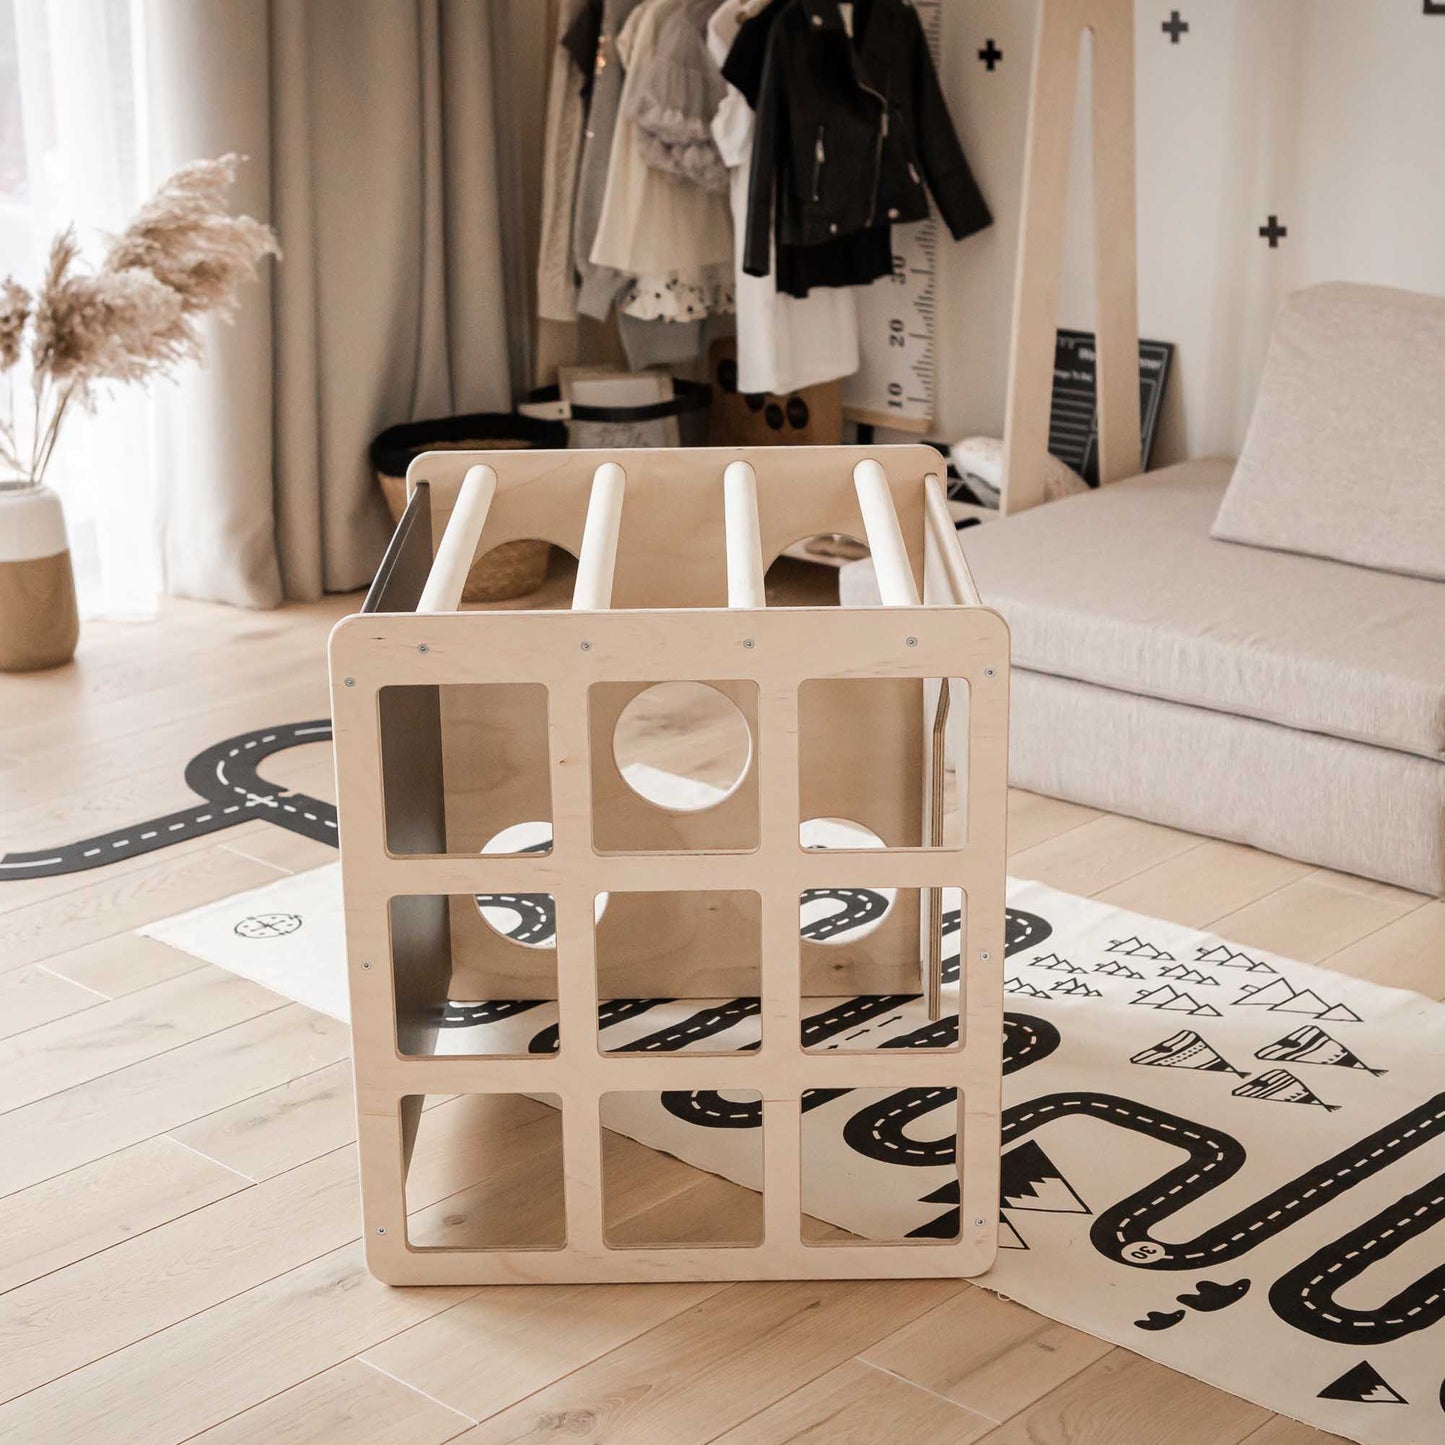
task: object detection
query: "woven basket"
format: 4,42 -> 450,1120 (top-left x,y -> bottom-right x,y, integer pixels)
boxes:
370,413 -> 567,604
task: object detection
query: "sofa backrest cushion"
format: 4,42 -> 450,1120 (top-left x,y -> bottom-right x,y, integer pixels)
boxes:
1211,282 -> 1445,580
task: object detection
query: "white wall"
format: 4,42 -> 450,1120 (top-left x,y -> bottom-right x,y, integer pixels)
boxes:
931,0 -> 1445,465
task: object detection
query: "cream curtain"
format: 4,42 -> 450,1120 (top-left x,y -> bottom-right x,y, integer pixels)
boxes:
147,0 -> 518,606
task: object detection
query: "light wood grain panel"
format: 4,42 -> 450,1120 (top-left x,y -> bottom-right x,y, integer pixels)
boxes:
447,1278 -> 962,1444
39,930 -> 207,997
0,1004 -> 348,1197
1097,840 -> 1313,929
713,1358 -> 993,1444
185,1358 -> 472,1445
0,1135 -> 248,1293
0,966 -> 285,1112
1009,814 -> 1202,897
0,1244 -> 477,1445
0,1093 -> 549,1403
0,964 -> 104,1038
1005,789 -> 1101,855
362,1281 -> 723,1424
1209,870 -> 1425,964
861,1283 -> 1114,1422
1237,1416 -> 1349,1444
974,1351 -> 1269,1444
171,1061 -> 362,1181
1321,898 -> 1445,1000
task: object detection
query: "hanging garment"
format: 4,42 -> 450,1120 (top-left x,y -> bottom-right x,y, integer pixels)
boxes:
626,0 -> 730,193
708,0 -> 857,393
723,0 -> 892,295
573,0 -> 650,320
590,0 -> 734,284
537,0 -> 595,322
742,0 -> 991,279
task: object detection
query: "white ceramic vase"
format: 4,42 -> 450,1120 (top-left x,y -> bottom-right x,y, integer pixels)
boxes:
0,484 -> 80,671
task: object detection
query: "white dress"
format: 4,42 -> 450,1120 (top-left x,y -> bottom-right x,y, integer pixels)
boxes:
706,0 -> 858,394
590,0 -> 734,321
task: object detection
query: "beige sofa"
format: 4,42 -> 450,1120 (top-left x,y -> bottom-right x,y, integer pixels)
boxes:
959,456 -> 1445,893
956,283 -> 1445,895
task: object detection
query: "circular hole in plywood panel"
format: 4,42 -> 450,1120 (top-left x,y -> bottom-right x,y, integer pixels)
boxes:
799,818 -> 896,944
475,821 -> 608,946
612,682 -> 753,813
764,534 -> 869,607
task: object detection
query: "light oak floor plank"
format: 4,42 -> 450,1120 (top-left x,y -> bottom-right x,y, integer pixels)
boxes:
40,930 -> 209,998
712,1357 -> 994,1444
973,1350 -> 1270,1444
0,964 -> 106,1039
1008,813 -> 1204,898
860,1282 -> 1114,1423
446,1279 -> 963,1444
0,1135 -> 249,1294
0,966 -> 287,1112
0,1004 -> 348,1197
185,1358 -> 474,1445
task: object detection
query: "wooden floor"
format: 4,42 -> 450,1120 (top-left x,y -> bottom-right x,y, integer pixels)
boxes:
0,568 -> 1439,1444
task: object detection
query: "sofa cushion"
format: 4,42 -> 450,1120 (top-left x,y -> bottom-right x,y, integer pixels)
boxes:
961,460 -> 1445,759
1211,282 -> 1445,580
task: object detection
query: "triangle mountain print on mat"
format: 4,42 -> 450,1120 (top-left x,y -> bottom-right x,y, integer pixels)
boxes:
1318,1362 -> 1408,1405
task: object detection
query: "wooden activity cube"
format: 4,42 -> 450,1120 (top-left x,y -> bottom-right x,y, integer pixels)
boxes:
329,444 -> 1009,1284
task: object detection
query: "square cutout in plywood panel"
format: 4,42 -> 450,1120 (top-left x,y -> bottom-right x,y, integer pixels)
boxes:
600,1091 -> 764,1247
799,887 -> 962,1051
379,682 -> 552,857
596,891 -> 761,1052
589,680 -> 759,853
798,677 -> 969,850
389,893 -> 561,1058
801,1086 -> 960,1245
402,1092 -> 565,1250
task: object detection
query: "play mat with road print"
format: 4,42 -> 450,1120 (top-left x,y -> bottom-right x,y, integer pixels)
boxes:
145,856 -> 1445,1445
17,715 -> 1438,1442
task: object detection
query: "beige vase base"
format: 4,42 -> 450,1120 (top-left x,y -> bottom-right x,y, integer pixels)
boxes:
0,549 -> 80,671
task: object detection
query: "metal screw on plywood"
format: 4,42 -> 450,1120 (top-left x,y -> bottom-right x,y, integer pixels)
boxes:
328,444 -> 1010,1285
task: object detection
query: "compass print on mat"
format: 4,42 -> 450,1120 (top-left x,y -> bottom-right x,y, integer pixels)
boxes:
233,912 -> 302,939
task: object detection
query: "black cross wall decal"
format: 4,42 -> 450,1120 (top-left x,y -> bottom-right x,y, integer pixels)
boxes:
1258,215 -> 1288,248
978,38 -> 1003,70
1162,10 -> 1189,42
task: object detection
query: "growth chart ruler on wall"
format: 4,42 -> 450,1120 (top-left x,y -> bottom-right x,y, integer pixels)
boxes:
843,0 -> 942,435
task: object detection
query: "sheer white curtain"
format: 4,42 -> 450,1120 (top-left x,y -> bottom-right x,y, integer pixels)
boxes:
1,0 -> 160,616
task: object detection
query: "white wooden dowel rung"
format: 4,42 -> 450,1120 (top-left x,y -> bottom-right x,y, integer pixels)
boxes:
417,464 -> 497,613
723,460 -> 766,610
853,459 -> 921,607
572,461 -> 627,611
924,473 -> 982,607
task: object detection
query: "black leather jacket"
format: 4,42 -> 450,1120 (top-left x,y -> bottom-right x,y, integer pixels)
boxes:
743,0 -> 991,277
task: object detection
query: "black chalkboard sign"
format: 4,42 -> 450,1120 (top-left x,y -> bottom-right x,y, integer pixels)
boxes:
1049,331 -> 1174,486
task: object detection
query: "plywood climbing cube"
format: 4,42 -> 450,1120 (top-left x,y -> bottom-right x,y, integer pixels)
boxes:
329,444 -> 1009,1284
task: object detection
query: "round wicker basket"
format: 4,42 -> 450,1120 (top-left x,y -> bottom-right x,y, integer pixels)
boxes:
370,414 -> 566,604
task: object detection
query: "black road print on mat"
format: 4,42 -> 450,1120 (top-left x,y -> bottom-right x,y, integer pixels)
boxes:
0,719 -> 338,879
1269,1172 -> 1445,1344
